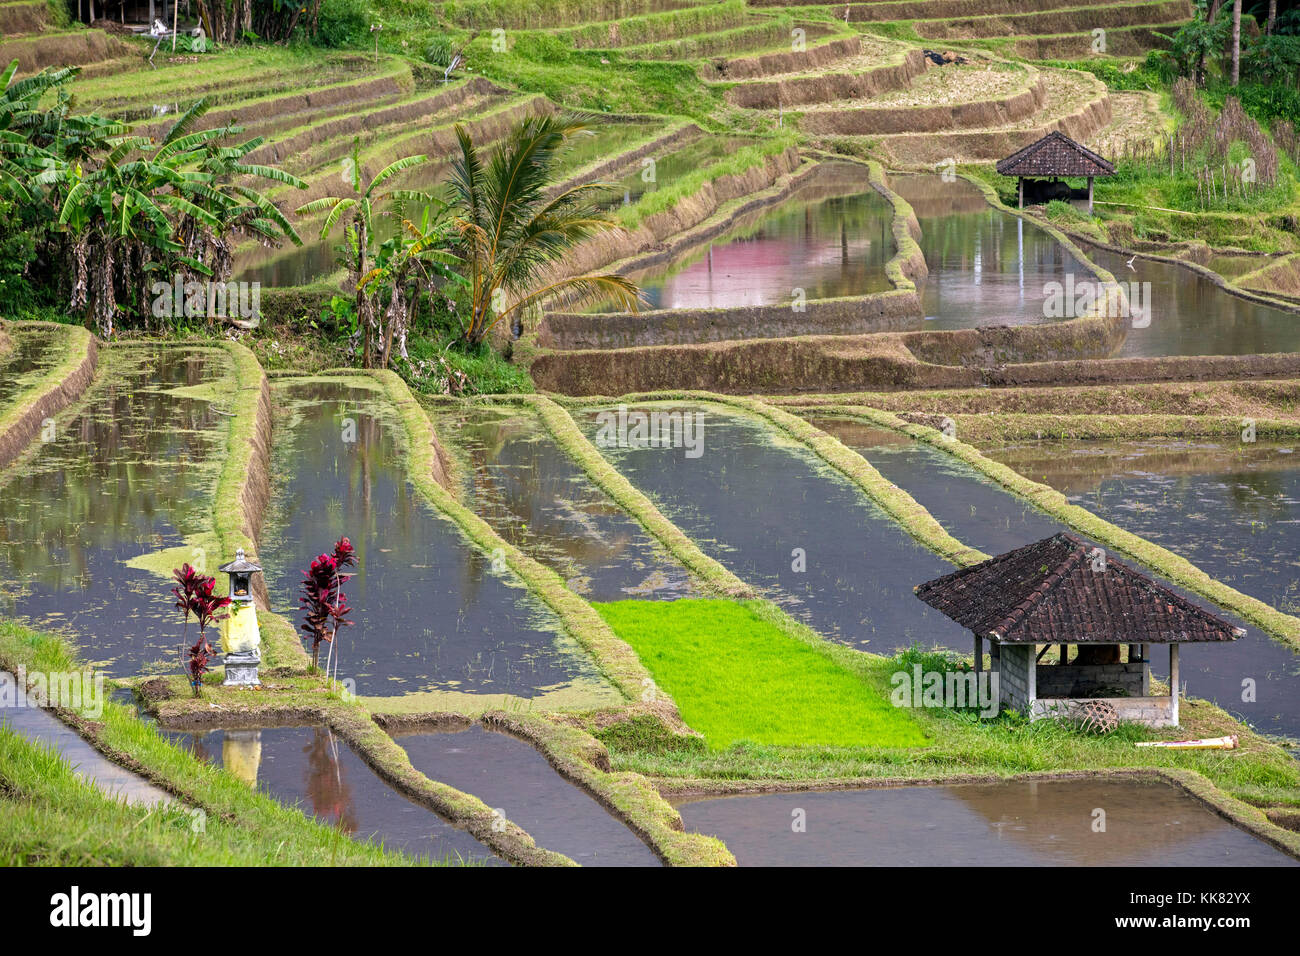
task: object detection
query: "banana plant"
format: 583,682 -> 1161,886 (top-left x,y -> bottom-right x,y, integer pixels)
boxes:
298,139 -> 431,367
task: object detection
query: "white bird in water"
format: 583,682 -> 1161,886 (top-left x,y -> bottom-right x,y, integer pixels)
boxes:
1126,255 -> 1136,270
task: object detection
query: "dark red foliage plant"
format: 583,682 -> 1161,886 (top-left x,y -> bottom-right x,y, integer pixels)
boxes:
300,537 -> 355,674
172,565 -> 231,697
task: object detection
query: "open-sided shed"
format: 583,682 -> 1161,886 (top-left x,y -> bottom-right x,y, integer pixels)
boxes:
996,131 -> 1115,214
916,533 -> 1243,727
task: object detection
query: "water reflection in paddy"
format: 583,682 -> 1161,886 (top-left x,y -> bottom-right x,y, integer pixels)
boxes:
168,724 -> 500,864
261,380 -> 618,708
1085,244 -> 1300,357
595,162 -> 895,312
675,778 -> 1298,867
580,402 -> 969,651
398,724 -> 660,866
434,404 -> 692,602
891,173 -> 1083,330
0,347 -> 228,676
0,332 -> 62,413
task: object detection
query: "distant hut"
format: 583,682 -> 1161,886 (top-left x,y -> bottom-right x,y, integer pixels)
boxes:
996,131 -> 1115,214
915,533 -> 1244,727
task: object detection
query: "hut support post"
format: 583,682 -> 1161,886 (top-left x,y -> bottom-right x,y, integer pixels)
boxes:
1169,643 -> 1180,725
1027,647 -> 1037,711
1087,176 -> 1095,215
1018,177 -> 1024,209
973,635 -> 983,677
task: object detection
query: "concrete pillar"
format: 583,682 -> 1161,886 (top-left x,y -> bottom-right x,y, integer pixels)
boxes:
1018,177 -> 1024,209
1087,176 -> 1095,215
1169,643 -> 1180,725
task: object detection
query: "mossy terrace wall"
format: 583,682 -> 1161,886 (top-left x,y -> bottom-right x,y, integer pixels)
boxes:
0,322 -> 98,471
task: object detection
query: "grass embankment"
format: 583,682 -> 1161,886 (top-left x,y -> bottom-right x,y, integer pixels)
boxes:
595,599 -> 928,750
362,371 -> 652,702
0,623 -> 435,866
0,619 -> 586,865
0,321 -> 96,470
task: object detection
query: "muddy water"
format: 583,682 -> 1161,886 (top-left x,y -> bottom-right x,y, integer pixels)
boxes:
892,174 -> 1084,329
674,778 -> 1298,866
0,348 -> 229,676
986,437 -> 1300,739
262,380 -> 618,708
397,725 -> 660,866
594,163 -> 895,312
580,402 -> 969,651
0,671 -> 172,807
168,724 -> 500,864
0,332 -> 61,412
1082,244 -> 1300,357
434,405 -> 693,602
813,418 -> 1064,555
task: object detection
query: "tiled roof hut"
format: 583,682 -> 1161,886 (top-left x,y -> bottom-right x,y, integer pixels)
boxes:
916,533 -> 1243,727
995,130 -> 1115,214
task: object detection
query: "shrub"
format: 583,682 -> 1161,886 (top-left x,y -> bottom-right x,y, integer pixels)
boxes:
315,0 -> 368,48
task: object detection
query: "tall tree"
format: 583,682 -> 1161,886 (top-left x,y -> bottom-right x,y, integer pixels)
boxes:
1267,0 -> 1277,35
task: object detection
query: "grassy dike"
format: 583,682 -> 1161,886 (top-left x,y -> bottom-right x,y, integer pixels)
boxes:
0,321 -> 97,471
359,370 -> 657,703
0,622 -> 435,866
483,393 -> 755,597
555,390 -> 988,566
806,403 -> 1300,651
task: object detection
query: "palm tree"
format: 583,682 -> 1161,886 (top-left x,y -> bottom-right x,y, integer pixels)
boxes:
298,141 -> 430,367
445,113 -> 640,348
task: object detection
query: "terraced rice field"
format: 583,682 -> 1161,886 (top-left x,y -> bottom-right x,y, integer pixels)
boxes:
9,0 -> 1300,883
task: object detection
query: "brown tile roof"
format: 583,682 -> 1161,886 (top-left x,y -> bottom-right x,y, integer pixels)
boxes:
995,130 -> 1116,178
915,533 -> 1244,644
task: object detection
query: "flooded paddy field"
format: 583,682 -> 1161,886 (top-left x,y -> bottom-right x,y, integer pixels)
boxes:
674,777 -> 1298,867
396,724 -> 660,866
1086,245 -> 1300,358
990,437 -> 1300,615
0,347 -> 230,677
432,404 -> 692,602
0,332 -> 63,412
893,174 -> 1084,330
811,417 -> 1064,555
810,418 -> 1300,739
975,436 -> 1300,739
591,162 -> 895,312
167,724 -> 501,864
262,380 -> 618,709
579,402 -> 969,651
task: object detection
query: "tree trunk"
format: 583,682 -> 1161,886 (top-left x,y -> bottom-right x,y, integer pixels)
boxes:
1231,0 -> 1241,86
1208,0 -> 1223,21
1267,0 -> 1276,35
356,218 -> 371,368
